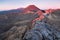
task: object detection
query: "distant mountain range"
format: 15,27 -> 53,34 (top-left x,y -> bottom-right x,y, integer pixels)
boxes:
0,5 -> 45,15
0,8 -> 24,15
0,5 -> 60,15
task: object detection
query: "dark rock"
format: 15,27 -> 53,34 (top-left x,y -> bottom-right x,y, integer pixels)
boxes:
24,20 -> 60,40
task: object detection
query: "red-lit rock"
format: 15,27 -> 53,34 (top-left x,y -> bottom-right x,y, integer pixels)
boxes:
45,9 -> 55,14
36,10 -> 43,16
24,5 -> 40,13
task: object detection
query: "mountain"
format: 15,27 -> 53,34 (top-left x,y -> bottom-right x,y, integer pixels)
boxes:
0,5 -> 60,40
0,8 -> 24,15
0,6 -> 39,34
45,9 -> 55,14
24,5 -> 40,13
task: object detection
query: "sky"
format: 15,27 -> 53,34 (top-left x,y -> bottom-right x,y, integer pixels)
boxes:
0,0 -> 60,11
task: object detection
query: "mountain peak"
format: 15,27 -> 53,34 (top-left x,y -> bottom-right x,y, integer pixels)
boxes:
24,5 -> 40,13
27,5 -> 37,8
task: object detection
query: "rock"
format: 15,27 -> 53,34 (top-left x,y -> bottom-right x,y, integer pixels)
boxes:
24,20 -> 60,40
0,25 -> 29,40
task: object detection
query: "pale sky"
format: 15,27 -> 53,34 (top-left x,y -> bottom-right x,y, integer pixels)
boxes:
0,0 -> 60,11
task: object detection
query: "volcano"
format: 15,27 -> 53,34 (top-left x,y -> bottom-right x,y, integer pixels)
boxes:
24,5 -> 40,13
